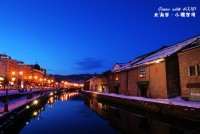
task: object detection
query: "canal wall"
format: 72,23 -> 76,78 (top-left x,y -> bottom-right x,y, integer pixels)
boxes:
81,90 -> 200,121
0,94 -> 50,133
0,92 -> 50,130
0,88 -> 77,129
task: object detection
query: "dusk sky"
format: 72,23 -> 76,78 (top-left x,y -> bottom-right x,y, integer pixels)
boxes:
0,0 -> 199,75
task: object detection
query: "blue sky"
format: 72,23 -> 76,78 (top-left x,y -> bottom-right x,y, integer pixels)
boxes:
0,0 -> 199,75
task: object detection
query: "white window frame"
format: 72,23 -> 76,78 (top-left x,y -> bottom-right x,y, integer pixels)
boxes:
187,65 -> 199,76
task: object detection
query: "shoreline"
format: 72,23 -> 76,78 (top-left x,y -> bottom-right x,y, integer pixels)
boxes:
81,90 -> 200,121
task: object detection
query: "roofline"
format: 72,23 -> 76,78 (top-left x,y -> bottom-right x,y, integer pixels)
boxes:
166,34 -> 200,48
179,43 -> 200,53
112,34 -> 200,73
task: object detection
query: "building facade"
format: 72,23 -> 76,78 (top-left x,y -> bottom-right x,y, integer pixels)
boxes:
18,62 -> 32,81
111,35 -> 200,99
29,64 -> 46,86
84,35 -> 200,100
178,41 -> 200,101
0,54 -> 18,82
88,71 -> 113,93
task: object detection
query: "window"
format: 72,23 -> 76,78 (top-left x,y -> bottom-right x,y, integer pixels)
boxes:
102,85 -> 108,92
188,65 -> 199,76
199,64 -> 200,74
115,74 -> 119,81
140,67 -> 146,77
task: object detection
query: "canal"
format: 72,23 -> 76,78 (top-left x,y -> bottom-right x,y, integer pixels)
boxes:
1,91 -> 200,134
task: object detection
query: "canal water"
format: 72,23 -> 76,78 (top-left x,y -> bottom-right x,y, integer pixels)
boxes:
1,91 -> 200,134
19,91 -> 119,134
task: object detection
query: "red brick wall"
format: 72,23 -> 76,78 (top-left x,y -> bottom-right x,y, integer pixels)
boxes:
178,47 -> 200,99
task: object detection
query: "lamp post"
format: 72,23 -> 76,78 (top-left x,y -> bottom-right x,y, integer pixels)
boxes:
11,72 -> 16,89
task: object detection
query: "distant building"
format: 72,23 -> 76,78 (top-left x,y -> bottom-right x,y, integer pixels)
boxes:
0,54 -> 18,82
83,78 -> 91,91
18,61 -> 32,80
86,71 -> 113,93
28,63 -> 45,84
41,68 -> 47,76
178,39 -> 200,101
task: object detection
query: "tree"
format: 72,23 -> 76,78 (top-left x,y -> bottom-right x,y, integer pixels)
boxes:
2,76 -> 9,112
2,76 -> 9,90
24,80 -> 30,89
17,79 -> 21,89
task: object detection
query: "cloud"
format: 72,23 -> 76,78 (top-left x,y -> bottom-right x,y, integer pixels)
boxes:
75,57 -> 104,71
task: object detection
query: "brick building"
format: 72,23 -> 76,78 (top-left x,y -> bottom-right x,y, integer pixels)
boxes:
88,71 -> 113,93
112,35 -> 200,99
84,35 -> 200,100
178,40 -> 200,101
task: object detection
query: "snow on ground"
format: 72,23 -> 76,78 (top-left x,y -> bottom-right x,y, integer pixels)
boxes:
0,89 -> 41,96
84,90 -> 200,108
0,94 -> 41,114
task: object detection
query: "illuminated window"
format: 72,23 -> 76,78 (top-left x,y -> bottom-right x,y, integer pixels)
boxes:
115,74 -> 119,81
140,67 -> 146,77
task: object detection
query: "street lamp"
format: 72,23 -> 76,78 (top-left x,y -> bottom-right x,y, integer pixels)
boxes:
11,77 -> 16,82
19,71 -> 23,89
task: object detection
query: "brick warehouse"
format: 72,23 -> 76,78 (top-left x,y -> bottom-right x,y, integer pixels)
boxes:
178,40 -> 200,101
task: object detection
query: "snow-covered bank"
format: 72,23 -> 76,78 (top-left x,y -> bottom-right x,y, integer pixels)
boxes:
0,94 -> 43,117
83,90 -> 200,108
0,94 -> 41,113
0,89 -> 41,97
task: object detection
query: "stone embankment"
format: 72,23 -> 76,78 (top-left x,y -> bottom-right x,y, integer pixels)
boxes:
82,90 -> 200,121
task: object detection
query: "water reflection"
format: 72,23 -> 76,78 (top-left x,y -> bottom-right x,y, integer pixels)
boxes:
0,91 -> 80,134
60,91 -> 79,101
2,91 -> 199,134
84,97 -> 200,134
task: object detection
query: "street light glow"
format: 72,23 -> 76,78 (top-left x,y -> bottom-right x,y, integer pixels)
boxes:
33,111 -> 38,116
12,71 -> 16,75
33,100 -> 39,105
11,77 -> 16,81
19,71 -> 23,75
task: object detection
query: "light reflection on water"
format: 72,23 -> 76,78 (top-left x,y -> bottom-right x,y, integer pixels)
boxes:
84,97 -> 200,134
18,91 -> 119,134
1,91 -> 200,134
